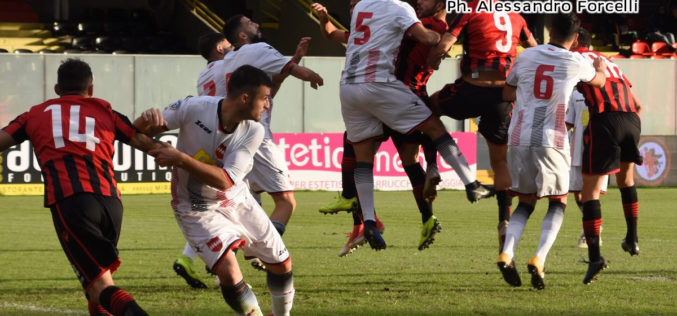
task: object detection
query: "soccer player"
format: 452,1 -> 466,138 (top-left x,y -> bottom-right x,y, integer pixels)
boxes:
136,65 -> 295,316
172,32 -> 235,290
570,28 -> 643,284
565,89 -> 607,249
496,13 -> 606,290
427,0 -> 538,253
340,0 -> 493,251
0,58 -> 159,316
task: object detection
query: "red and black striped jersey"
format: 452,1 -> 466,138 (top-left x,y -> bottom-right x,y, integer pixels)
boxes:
448,1 -> 531,76
395,16 -> 448,97
573,47 -> 638,115
2,95 -> 137,206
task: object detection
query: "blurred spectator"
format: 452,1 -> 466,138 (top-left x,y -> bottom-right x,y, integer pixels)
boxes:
647,3 -> 675,44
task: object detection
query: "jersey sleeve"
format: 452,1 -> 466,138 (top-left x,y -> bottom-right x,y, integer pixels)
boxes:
162,98 -> 188,131
255,44 -> 294,75
394,2 -> 420,32
1,112 -> 30,143
221,122 -> 265,184
447,13 -> 470,37
573,53 -> 597,83
112,110 -> 137,143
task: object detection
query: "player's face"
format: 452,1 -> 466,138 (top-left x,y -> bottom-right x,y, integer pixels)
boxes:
241,16 -> 262,43
416,0 -> 437,18
247,86 -> 271,122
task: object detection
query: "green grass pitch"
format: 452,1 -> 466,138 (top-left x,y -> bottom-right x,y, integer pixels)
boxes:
1,188 -> 676,315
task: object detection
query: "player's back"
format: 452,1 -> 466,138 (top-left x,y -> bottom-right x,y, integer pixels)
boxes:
341,0 -> 420,84
5,95 -> 135,205
449,5 -> 531,76
197,60 -> 226,97
507,44 -> 595,149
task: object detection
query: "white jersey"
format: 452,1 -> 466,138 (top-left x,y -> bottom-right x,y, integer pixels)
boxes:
163,96 -> 265,213
340,0 -> 420,84
196,60 -> 227,97
222,42 -> 293,139
566,90 -> 588,167
506,44 -> 596,149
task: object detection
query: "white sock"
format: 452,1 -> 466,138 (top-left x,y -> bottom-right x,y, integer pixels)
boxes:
183,242 -> 196,260
502,203 -> 535,258
535,202 -> 566,263
268,272 -> 294,316
354,162 -> 375,222
434,134 -> 475,185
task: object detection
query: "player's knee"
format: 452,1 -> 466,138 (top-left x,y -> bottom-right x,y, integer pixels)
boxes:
265,259 -> 292,274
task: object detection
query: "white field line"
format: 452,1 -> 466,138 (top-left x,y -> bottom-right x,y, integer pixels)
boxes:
0,302 -> 88,315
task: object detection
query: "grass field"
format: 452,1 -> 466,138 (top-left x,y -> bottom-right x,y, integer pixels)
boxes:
1,188 -> 676,315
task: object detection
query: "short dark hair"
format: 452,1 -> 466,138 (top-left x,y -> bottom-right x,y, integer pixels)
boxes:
57,58 -> 92,94
223,14 -> 245,45
227,65 -> 273,99
550,13 -> 580,42
198,32 -> 225,60
577,27 -> 592,48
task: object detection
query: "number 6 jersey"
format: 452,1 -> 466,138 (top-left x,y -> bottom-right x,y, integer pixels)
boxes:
2,95 -> 137,206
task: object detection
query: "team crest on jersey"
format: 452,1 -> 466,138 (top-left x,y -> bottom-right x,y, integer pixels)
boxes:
215,143 -> 227,160
207,237 -> 223,252
167,99 -> 181,111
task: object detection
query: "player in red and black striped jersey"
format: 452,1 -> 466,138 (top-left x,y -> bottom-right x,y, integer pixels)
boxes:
570,29 -> 644,284
0,59 -> 163,316
427,0 -> 538,254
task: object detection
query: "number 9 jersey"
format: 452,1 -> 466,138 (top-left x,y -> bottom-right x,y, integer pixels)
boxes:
2,95 -> 137,206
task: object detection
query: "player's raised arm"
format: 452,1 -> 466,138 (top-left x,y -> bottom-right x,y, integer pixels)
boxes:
0,130 -> 17,152
276,64 -> 324,89
521,33 -> 538,48
134,107 -> 168,137
408,23 -> 441,46
311,2 -> 348,44
585,56 -> 607,88
427,32 -> 457,70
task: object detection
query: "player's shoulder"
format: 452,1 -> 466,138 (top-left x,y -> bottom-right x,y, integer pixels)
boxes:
239,120 -> 265,140
421,16 -> 448,32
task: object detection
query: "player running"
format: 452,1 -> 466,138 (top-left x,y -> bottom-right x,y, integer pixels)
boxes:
427,0 -> 538,254
340,0 -> 493,251
570,28 -> 644,285
136,65 -> 295,316
496,13 -> 606,290
0,59 -> 162,316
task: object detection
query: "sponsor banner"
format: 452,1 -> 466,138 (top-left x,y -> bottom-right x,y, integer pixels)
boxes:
634,136 -> 676,186
0,132 -> 476,195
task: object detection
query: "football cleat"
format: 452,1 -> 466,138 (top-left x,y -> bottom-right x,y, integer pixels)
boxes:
251,258 -> 267,271
527,256 -> 546,290
363,220 -> 386,250
423,164 -> 441,202
318,193 -> 357,214
173,255 -> 207,289
496,253 -> 521,287
338,224 -> 367,257
465,181 -> 495,203
418,215 -> 442,250
583,256 -> 608,284
621,238 -> 640,256
497,220 -> 509,254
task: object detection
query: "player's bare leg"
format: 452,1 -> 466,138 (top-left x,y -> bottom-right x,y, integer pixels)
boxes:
617,162 -> 639,256
416,117 -> 494,202
269,192 -> 296,235
581,174 -> 609,284
214,251 -> 262,315
488,141 -> 512,253
352,138 -> 386,250
86,271 -> 147,316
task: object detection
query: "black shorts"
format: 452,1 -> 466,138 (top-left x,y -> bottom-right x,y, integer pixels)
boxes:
582,112 -> 642,174
383,124 -> 429,147
50,193 -> 123,290
433,78 -> 511,145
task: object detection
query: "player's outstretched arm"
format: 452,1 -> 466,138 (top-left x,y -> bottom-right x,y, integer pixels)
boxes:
0,130 -> 17,152
291,37 -> 312,64
427,32 -> 457,70
150,146 -> 233,191
409,23 -> 441,46
289,65 -> 324,89
521,34 -> 538,48
311,3 -> 348,44
585,56 -> 607,88
134,108 -> 168,137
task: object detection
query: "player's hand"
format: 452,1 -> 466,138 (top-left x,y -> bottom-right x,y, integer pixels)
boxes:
295,37 -> 312,59
149,145 -> 182,167
427,53 -> 443,70
593,56 -> 607,73
140,108 -> 166,127
309,72 -> 324,89
311,3 -> 329,22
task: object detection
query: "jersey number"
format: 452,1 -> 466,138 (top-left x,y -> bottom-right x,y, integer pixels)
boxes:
354,12 -> 373,45
203,80 -> 216,96
533,64 -> 555,100
45,104 -> 100,151
493,12 -> 512,53
581,52 -> 622,79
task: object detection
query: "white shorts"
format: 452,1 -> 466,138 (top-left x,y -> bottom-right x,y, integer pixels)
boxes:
569,165 -> 609,193
339,81 -> 432,143
175,187 -> 289,269
508,146 -> 570,198
247,138 -> 294,194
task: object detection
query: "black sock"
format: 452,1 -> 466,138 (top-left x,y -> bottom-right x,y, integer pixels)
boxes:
341,132 -> 357,199
421,134 -> 438,167
271,220 -> 286,236
404,164 -> 432,222
620,186 -> 638,242
221,280 -> 259,314
582,200 -> 603,262
496,190 -> 512,222
99,286 -> 147,316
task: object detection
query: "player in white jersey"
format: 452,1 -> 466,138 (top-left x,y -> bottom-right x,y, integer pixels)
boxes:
136,65 -> 294,316
222,15 -> 323,245
340,0 -> 494,251
173,32 -> 234,289
496,13 -> 607,290
566,90 -> 607,248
